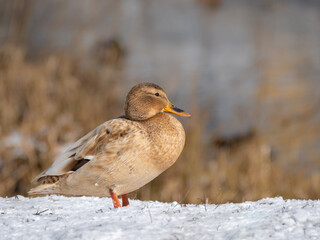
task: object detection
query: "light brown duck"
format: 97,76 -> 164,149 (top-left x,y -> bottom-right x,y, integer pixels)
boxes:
29,82 -> 190,208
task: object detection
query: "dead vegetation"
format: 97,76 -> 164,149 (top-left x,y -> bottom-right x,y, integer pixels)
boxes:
0,45 -> 319,204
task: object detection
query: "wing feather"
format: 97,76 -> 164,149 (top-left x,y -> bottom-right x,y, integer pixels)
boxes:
32,118 -> 133,182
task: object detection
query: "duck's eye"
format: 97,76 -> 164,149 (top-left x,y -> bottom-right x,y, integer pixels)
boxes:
155,92 -> 160,96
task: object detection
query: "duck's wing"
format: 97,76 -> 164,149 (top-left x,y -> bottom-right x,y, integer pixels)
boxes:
32,118 -> 138,182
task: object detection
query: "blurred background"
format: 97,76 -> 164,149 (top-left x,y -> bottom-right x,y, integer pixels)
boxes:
0,0 -> 319,204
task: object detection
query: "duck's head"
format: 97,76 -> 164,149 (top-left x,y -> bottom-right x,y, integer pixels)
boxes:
125,82 -> 191,121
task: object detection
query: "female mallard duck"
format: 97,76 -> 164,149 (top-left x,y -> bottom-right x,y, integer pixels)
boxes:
29,82 -> 190,208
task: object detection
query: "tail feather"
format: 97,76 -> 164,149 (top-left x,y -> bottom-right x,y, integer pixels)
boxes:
28,184 -> 58,196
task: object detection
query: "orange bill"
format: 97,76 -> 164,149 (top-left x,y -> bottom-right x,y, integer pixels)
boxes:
163,102 -> 191,117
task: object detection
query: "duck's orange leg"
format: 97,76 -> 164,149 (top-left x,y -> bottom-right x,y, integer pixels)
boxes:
109,189 -> 121,208
122,194 -> 129,207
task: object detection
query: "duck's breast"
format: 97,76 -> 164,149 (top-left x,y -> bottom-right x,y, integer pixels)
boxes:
142,113 -> 186,172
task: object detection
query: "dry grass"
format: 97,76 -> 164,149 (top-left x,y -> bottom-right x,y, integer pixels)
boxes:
0,44 -> 124,196
0,45 -> 319,204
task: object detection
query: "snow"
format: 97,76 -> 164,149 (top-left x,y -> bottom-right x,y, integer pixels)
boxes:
1,196 -> 320,240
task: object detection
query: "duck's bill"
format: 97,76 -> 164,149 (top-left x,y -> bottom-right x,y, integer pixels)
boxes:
163,102 -> 191,117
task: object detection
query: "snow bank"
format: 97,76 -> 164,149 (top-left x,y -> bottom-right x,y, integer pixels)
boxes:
1,196 -> 319,240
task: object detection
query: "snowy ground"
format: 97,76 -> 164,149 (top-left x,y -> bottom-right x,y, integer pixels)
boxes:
1,196 -> 319,240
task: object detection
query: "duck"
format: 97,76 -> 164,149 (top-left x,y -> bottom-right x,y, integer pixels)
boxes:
29,82 -> 190,208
